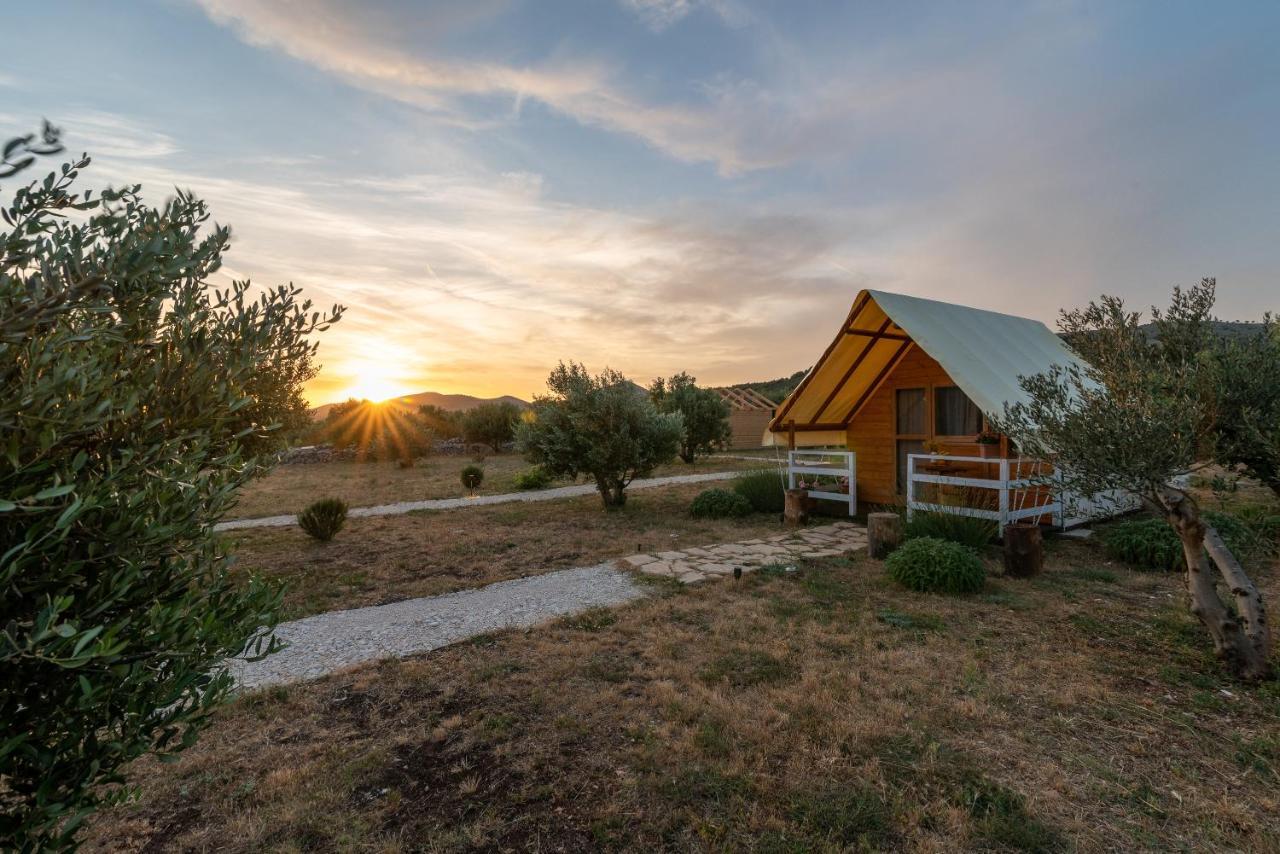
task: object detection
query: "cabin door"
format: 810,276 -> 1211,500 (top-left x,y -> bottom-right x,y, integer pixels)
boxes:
894,387 -> 927,495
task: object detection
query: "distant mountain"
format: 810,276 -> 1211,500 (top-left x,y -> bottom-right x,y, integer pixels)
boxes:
1136,319 -> 1270,341
311,391 -> 528,421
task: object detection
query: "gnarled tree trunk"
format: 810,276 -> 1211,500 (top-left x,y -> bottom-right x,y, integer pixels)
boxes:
596,476 -> 628,509
1158,487 -> 1272,681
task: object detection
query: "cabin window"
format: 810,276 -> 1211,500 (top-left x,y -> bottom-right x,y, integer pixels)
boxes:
895,388 -> 926,435
934,386 -> 982,436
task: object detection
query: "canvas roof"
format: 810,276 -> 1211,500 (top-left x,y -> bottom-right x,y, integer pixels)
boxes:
768,289 -> 1087,434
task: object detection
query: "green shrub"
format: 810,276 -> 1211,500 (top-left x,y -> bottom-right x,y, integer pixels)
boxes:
516,362 -> 682,509
1232,504 -> 1280,553
513,465 -> 553,490
690,488 -> 753,519
733,469 -> 786,514
298,497 -> 348,542
460,401 -> 521,452
885,537 -> 985,594
1099,511 -> 1256,571
0,129 -> 341,849
904,508 -> 997,549
460,464 -> 485,491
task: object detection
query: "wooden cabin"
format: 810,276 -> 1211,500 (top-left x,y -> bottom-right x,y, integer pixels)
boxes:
765,290 -> 1121,525
712,386 -> 777,450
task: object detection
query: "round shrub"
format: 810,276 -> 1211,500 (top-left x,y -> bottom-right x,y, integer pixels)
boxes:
513,465 -> 552,490
690,488 -> 753,519
298,497 -> 348,542
732,469 -> 786,514
460,464 -> 485,491
885,537 -> 985,594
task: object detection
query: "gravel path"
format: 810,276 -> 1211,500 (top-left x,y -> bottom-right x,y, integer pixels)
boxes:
228,563 -> 644,690
216,469 -> 759,531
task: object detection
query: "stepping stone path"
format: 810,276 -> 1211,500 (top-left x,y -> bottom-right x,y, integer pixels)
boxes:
616,522 -> 867,584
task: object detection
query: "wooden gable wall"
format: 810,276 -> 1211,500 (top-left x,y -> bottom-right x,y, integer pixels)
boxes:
845,345 -> 984,506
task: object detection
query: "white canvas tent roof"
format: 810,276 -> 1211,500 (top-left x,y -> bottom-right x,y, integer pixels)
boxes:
767,289 -> 1087,439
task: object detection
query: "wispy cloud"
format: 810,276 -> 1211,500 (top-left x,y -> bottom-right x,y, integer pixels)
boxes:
191,0 -> 872,174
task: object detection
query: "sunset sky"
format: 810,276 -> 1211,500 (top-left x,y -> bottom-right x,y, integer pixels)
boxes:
5,1 -> 1278,404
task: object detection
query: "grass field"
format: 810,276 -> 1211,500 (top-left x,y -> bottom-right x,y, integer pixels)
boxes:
227,481 -> 796,619
227,453 -> 772,520
89,537 -> 1279,852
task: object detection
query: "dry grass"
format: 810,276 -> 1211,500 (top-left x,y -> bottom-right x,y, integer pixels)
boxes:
88,537 -> 1279,852
227,482 -> 795,619
227,454 -> 769,520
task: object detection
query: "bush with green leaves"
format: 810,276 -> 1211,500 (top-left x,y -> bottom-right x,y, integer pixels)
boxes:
460,464 -> 485,491
1099,512 -> 1256,571
885,537 -> 986,594
690,488 -> 753,519
649,371 -> 731,463
460,401 -> 521,452
298,497 -> 348,542
513,466 -> 552,490
0,126 -> 341,848
904,509 -> 997,549
516,362 -> 683,509
733,469 -> 786,514
318,399 -> 433,462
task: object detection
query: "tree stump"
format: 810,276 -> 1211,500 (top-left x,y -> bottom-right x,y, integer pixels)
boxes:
784,488 -> 809,527
1003,523 -> 1043,578
867,512 -> 903,559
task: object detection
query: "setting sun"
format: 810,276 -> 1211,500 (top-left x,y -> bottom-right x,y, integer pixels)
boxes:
343,373 -> 411,403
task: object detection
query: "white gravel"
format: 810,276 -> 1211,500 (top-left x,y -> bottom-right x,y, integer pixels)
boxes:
215,469 -> 758,531
227,564 -> 645,690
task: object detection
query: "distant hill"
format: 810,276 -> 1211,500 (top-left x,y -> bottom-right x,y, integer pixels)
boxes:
733,369 -> 808,404
1136,319 -> 1269,341
312,391 -> 528,421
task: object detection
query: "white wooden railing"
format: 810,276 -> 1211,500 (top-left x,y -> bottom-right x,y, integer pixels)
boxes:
906,454 -> 1062,528
788,450 -> 856,517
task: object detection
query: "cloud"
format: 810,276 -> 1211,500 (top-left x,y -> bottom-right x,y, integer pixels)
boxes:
59,111 -> 180,159
189,0 -> 861,174
622,0 -> 694,30
621,0 -> 750,31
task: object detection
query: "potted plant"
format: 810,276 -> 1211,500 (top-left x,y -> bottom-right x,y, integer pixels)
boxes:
975,430 -> 1001,459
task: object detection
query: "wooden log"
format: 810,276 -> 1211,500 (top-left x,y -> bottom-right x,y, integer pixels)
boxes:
1003,523 -> 1043,578
784,488 -> 809,527
867,512 -> 902,559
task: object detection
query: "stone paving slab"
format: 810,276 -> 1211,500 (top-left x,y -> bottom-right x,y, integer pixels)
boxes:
614,522 -> 867,585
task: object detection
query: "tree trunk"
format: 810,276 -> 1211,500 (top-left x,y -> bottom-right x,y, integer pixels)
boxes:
679,446 -> 695,464
784,488 -> 809,527
1002,523 -> 1043,578
597,477 -> 627,510
867,512 -> 902,559
1203,524 -> 1271,675
1159,488 -> 1272,681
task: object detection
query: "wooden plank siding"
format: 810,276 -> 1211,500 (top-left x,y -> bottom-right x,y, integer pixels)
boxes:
845,346 -> 985,506
726,410 -> 774,450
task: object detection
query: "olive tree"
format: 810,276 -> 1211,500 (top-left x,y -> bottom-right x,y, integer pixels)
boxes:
516,362 -> 682,508
461,401 -> 521,452
0,127 -> 343,848
995,282 -> 1271,681
1208,313 -> 1280,498
321,399 -> 434,462
649,372 -> 732,463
